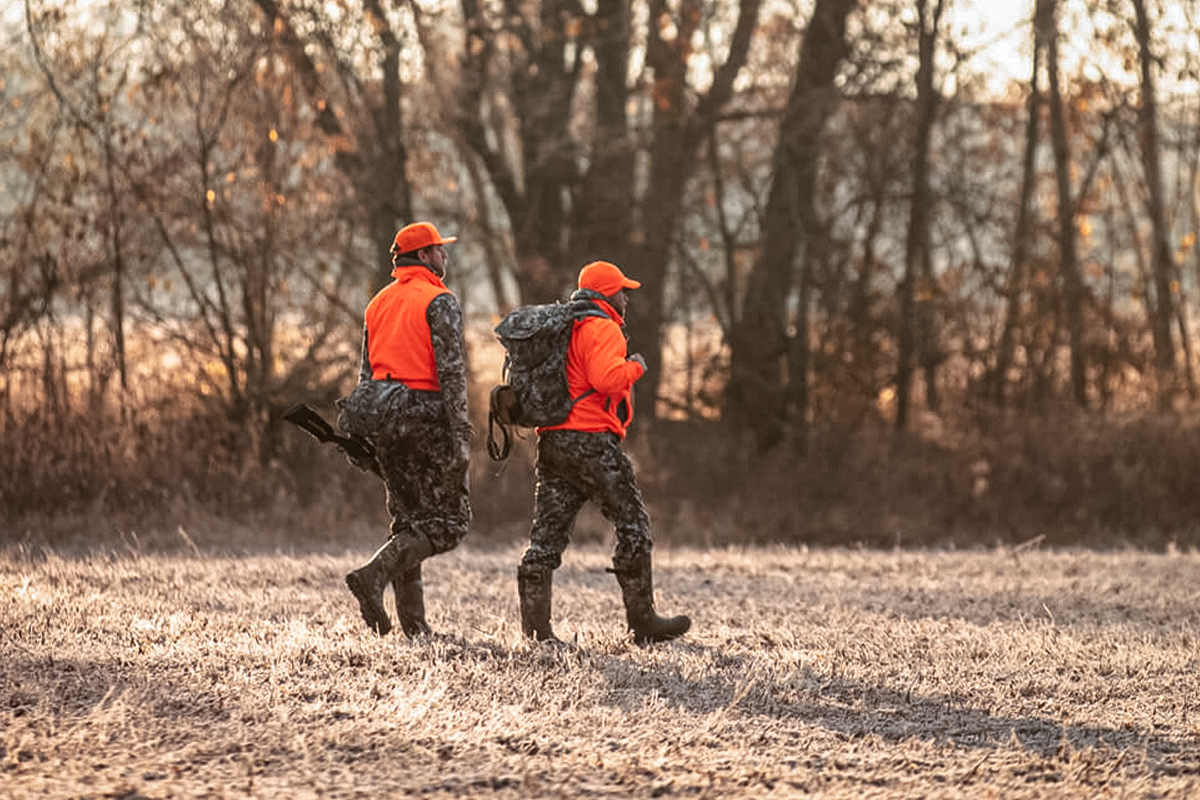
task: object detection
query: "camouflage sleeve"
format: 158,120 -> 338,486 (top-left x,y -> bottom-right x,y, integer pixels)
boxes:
427,292 -> 470,433
357,324 -> 372,383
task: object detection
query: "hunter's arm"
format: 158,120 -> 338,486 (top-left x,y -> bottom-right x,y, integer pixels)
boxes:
427,292 -> 470,431
357,325 -> 372,383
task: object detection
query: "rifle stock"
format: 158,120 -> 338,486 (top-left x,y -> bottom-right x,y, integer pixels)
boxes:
283,403 -> 379,475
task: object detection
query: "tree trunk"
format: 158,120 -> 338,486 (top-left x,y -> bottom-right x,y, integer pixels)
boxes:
995,1 -> 1045,407
570,0 -> 635,269
103,138 -> 129,397
1046,0 -> 1087,407
612,0 -> 761,429
363,0 -> 413,290
728,0 -> 855,452
253,0 -> 414,294
1130,0 -> 1177,408
896,0 -> 944,432
1183,93 -> 1200,400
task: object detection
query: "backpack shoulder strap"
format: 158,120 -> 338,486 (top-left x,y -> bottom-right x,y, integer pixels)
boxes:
568,289 -> 610,319
487,385 -> 516,461
564,295 -> 608,407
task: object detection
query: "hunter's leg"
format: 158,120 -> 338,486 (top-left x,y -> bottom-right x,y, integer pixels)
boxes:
345,532 -> 434,635
390,413 -> 471,637
586,434 -> 690,644
518,432 -> 586,641
346,415 -> 427,636
392,563 -> 431,638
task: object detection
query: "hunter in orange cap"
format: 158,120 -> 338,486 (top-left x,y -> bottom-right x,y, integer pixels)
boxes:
577,260 -> 641,296
391,221 -> 457,257
515,259 -> 690,646
337,220 -> 471,638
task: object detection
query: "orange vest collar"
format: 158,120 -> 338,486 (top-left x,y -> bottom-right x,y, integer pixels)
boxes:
391,263 -> 448,289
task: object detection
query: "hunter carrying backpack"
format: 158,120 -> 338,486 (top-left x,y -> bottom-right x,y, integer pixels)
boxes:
487,295 -> 608,460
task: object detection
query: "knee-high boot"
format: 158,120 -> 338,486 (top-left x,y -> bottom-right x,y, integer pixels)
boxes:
517,563 -> 558,641
345,534 -> 434,635
392,564 -> 432,638
614,552 -> 691,644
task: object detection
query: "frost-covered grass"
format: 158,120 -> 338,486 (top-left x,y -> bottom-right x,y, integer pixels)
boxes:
2,541 -> 1198,798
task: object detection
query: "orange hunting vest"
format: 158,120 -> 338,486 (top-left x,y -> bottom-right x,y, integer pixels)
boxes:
365,265 -> 450,391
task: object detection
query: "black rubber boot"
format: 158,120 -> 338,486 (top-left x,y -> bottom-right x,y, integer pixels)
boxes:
517,563 -> 559,642
392,564 -> 432,638
345,534 -> 433,635
614,552 -> 691,645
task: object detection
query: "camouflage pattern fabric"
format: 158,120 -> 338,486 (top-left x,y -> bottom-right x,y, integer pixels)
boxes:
337,379 -> 411,440
338,291 -> 471,555
520,428 -> 652,572
425,293 -> 471,436
493,296 -> 606,428
371,389 -> 470,554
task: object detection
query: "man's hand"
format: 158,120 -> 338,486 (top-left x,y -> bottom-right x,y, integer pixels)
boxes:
628,353 -> 647,371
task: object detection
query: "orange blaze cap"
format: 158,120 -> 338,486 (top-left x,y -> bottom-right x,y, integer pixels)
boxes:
577,261 -> 641,296
393,222 -> 457,254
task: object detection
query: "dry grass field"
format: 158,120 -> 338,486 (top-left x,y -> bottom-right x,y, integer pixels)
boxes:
3,537 -> 1199,799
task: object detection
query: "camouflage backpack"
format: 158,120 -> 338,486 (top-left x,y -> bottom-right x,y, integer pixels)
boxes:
487,294 -> 608,460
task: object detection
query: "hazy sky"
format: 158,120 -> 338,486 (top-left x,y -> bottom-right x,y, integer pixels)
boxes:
951,0 -> 1035,91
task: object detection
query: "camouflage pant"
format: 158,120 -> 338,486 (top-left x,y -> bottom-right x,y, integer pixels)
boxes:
521,429 -> 652,572
345,387 -> 471,555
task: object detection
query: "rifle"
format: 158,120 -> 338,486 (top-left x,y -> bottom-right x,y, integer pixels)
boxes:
283,403 -> 380,476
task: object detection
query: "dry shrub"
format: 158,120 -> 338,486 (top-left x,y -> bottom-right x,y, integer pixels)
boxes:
0,380 -> 537,548
7,383 -> 1200,552
636,420 -> 975,548
981,412 -> 1200,544
0,394 -> 381,540
636,413 -> 1200,550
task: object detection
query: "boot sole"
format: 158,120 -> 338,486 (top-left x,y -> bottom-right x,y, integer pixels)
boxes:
345,571 -> 392,636
399,618 -> 432,638
633,616 -> 691,645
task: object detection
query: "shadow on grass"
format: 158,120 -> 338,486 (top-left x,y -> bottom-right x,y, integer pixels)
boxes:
833,584 -> 1200,633
5,629 -> 1198,785
588,641 -> 1200,776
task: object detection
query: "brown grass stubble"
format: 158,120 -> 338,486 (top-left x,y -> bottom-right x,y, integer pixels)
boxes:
2,541 -> 1198,798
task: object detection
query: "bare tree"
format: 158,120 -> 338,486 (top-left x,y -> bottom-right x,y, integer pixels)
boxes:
621,0 -> 762,427
895,0 -> 945,431
252,0 -> 414,292
994,4 -> 1045,408
459,0 -> 587,304
24,0 -> 142,400
1044,0 -> 1089,407
6,1 -> 361,468
728,0 -> 857,452
0,57 -> 62,414
459,0 -> 762,426
1129,0 -> 1178,407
